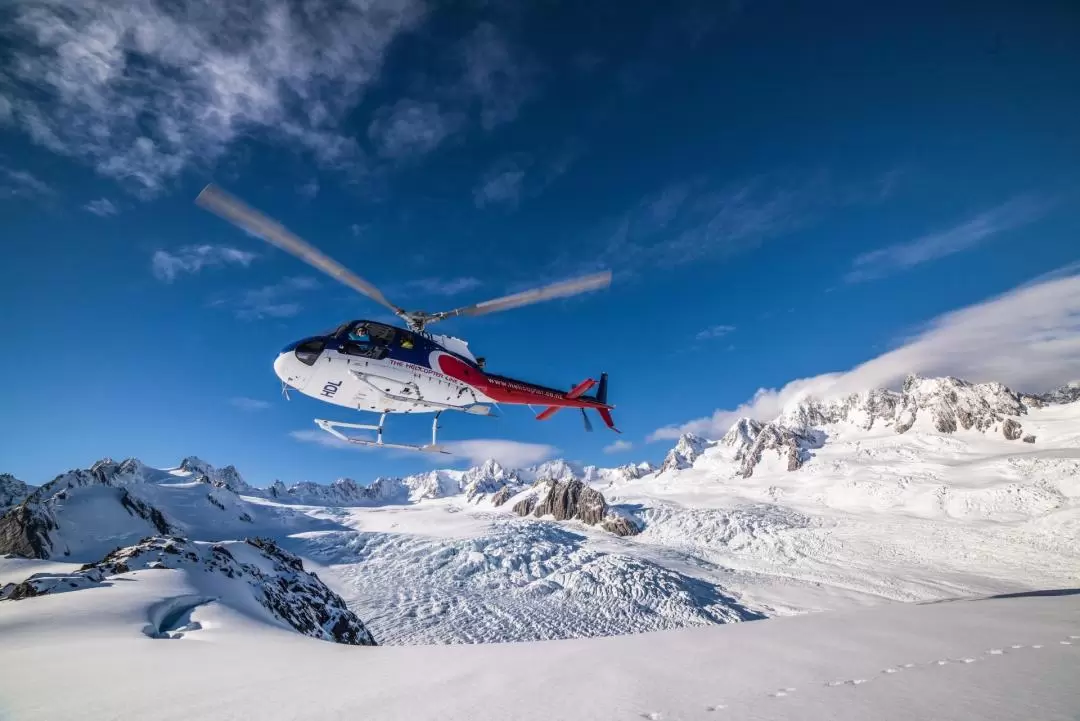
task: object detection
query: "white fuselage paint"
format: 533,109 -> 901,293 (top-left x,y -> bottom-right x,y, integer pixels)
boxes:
274,349 -> 491,414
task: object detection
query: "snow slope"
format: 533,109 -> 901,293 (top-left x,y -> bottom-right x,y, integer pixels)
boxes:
2,375 -> 1078,647
0,575 -> 1076,720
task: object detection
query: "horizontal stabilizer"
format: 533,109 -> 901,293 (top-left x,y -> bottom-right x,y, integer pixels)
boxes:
534,378 -> 597,421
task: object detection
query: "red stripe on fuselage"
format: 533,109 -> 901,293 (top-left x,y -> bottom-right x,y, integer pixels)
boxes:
434,353 -> 609,409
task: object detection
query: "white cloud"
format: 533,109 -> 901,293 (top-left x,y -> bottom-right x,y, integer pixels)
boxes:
846,196 -> 1051,283
649,270 -> 1080,441
603,439 -> 634,454
152,245 -> 256,282
350,223 -> 364,237
2,0 -> 425,192
368,100 -> 462,159
695,324 -> 735,341
1,167 -> 53,199
444,439 -> 558,467
84,198 -> 118,216
234,276 -> 319,320
230,397 -> 272,411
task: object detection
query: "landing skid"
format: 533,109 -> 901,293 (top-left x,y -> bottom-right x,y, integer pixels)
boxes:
314,413 -> 451,454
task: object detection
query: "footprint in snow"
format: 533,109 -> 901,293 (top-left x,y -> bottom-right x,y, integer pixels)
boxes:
1010,645 -> 1024,649
1060,640 -> 1073,645
901,663 -> 916,669
640,713 -> 662,720
705,704 -> 726,712
882,668 -> 899,674
1032,644 -> 1044,649
770,688 -> 796,697
987,649 -> 1003,655
960,658 -> 977,664
934,660 -> 949,666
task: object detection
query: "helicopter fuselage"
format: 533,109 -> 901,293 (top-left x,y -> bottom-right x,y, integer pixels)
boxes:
274,320 -> 613,417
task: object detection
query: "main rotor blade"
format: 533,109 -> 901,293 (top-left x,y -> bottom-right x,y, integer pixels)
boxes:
433,271 -> 612,322
195,184 -> 402,315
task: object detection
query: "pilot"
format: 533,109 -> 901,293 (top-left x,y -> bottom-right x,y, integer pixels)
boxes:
400,336 -> 415,350
349,325 -> 370,343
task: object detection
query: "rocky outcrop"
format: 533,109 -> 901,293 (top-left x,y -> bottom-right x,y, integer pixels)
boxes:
1,536 -> 377,646
1002,418 -> 1023,440
1023,434 -> 1036,443
0,502 -> 58,558
491,485 -> 515,507
511,479 -> 639,536
660,433 -> 715,473
0,474 -> 34,512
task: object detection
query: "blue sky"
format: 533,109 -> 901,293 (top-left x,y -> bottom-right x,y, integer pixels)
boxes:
2,1 -> 1079,486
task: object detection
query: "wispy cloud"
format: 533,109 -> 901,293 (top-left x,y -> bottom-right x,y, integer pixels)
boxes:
443,439 -> 557,467
1,167 -> 53,199
152,245 -> 256,282
474,161 -> 528,209
649,267 -> 1080,441
1,0 -> 425,192
695,324 -> 736,341
846,195 -> 1051,283
603,439 -> 634,454
84,198 -> 118,216
458,23 -> 538,131
602,173 -> 836,272
234,277 -> 319,320
230,397 -> 272,412
404,277 -> 483,297
368,100 -> 463,159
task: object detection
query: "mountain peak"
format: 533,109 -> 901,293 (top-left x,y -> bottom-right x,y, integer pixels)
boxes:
659,433 -> 715,473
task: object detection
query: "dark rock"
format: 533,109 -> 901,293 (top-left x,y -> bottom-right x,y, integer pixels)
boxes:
1023,434 -> 1036,443
512,495 -> 537,516
532,479 -> 607,525
599,514 -> 640,537
491,485 -> 514,507
0,502 -> 58,558
1002,418 -> 1023,440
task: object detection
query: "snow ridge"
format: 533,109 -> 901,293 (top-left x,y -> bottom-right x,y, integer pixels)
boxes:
1,535 -> 377,645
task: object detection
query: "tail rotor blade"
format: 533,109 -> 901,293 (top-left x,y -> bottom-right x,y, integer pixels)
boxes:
581,408 -> 594,432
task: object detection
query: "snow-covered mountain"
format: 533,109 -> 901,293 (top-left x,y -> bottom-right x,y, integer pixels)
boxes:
0,457 -> 328,561
2,374 -> 1078,649
688,374 -> 1059,479
1,535 -> 376,645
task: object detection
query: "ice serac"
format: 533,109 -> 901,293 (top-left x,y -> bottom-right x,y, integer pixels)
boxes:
660,433 -> 716,473
511,479 -> 640,536
0,536 -> 377,646
0,474 -> 35,512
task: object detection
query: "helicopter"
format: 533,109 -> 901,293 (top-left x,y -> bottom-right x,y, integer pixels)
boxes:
196,184 -> 619,454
